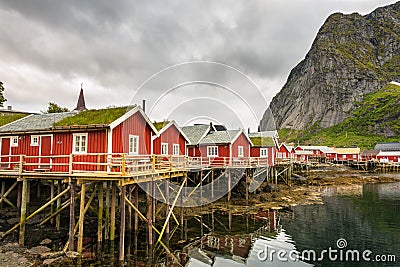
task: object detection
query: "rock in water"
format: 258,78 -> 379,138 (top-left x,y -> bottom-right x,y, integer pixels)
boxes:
261,2 -> 400,130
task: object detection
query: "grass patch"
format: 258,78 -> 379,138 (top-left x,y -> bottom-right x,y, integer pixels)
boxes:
153,121 -> 170,131
250,136 -> 275,147
0,114 -> 28,127
54,107 -> 128,126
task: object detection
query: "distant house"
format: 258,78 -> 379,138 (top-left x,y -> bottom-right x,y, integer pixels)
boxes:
334,147 -> 360,161
295,145 -> 334,157
374,142 -> 400,151
294,150 -> 313,162
361,149 -> 380,161
0,106 -> 33,117
182,123 -> 252,165
152,120 -> 189,156
249,132 -> 277,166
276,143 -> 294,160
0,105 -> 157,172
376,151 -> 400,163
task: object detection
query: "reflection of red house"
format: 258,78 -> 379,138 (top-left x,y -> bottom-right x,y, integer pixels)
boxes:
152,121 -> 189,156
0,105 -> 157,172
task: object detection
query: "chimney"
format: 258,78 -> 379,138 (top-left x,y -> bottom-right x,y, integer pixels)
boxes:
257,125 -> 261,132
142,100 -> 146,113
248,127 -> 250,134
74,85 -> 87,111
7,106 -> 12,111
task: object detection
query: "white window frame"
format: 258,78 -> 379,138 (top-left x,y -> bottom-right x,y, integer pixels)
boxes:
73,133 -> 88,154
260,148 -> 268,158
237,146 -> 244,157
31,135 -> 39,146
11,136 -> 18,147
129,135 -> 139,155
352,154 -> 357,159
207,146 -> 218,157
342,155 -> 347,159
173,144 -> 180,156
161,143 -> 168,155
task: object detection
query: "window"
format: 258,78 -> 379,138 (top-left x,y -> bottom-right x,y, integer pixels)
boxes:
31,135 -> 39,146
277,152 -> 283,159
161,143 -> 168,155
129,135 -> 139,155
73,134 -> 87,153
352,154 -> 357,159
342,155 -> 347,159
11,136 -> 18,147
260,148 -> 268,158
207,146 -> 218,157
173,144 -> 179,155
238,146 -> 244,157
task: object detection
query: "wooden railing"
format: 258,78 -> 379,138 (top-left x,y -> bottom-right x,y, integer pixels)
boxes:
0,154 -> 270,176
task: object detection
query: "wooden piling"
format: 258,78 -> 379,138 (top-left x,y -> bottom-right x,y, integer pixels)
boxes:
56,181 -> 61,231
77,183 -> 86,254
68,182 -> 75,251
98,182 -> 104,244
105,181 -> 110,240
134,185 -> 139,234
110,182 -> 116,241
146,182 -> 153,249
119,186 -> 126,261
19,179 -> 29,246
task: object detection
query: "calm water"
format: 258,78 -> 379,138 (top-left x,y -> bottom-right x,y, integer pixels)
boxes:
81,182 -> 400,266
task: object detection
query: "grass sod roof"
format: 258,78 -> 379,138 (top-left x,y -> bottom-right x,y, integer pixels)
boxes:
0,114 -> 29,127
249,136 -> 276,147
53,107 -> 128,127
153,121 -> 170,131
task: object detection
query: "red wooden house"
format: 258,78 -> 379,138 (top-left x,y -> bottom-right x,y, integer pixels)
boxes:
276,143 -> 294,159
0,105 -> 157,172
249,132 -> 278,166
152,121 -> 189,156
376,151 -> 400,163
333,148 -> 360,161
182,123 -> 252,166
361,149 -> 380,161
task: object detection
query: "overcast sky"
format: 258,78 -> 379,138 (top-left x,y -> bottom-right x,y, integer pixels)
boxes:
0,0 -> 397,130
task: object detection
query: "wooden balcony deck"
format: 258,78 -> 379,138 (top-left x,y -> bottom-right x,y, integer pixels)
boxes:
0,154 -> 270,185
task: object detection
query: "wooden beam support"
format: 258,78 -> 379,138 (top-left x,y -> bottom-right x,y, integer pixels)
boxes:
19,179 -> 29,246
77,183 -> 86,254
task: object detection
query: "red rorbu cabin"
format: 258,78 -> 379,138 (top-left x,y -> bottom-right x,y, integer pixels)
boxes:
333,148 -> 360,162
0,105 -> 157,172
249,131 -> 278,166
182,123 -> 252,166
276,143 -> 294,160
152,121 -> 189,156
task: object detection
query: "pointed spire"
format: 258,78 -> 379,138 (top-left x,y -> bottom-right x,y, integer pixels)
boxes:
74,83 -> 87,111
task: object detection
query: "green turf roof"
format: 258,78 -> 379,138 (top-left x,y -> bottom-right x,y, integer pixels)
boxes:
0,114 -> 28,127
250,136 -> 275,147
53,107 -> 129,126
153,121 -> 170,131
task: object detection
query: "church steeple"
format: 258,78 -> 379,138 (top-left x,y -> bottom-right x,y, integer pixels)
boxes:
74,83 -> 87,111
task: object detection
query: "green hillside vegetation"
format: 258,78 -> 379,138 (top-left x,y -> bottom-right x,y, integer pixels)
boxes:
54,107 -> 128,126
279,83 -> 400,150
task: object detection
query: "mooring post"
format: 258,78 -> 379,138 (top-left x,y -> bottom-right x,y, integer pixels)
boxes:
69,181 -> 75,251
98,182 -> 104,244
119,185 -> 126,262
110,182 -> 117,241
77,182 -> 86,254
19,178 -> 29,246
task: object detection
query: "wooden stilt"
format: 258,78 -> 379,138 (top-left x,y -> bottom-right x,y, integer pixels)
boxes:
36,181 -> 41,199
98,182 -> 104,244
110,182 -> 116,241
228,170 -> 231,202
56,181 -> 61,231
165,180 -> 170,239
19,179 -> 29,246
119,185 -> 126,261
128,186 -> 132,232
105,181 -> 110,240
147,182 -> 153,249
245,171 -> 249,206
134,185 -> 139,234
17,182 -> 22,214
0,181 -> 5,207
77,183 -> 86,254
50,180 -> 55,224
69,182 -> 75,251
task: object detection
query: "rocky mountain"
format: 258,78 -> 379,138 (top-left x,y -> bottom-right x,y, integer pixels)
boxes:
260,2 -> 400,131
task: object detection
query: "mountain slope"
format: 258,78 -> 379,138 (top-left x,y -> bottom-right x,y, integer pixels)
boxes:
261,2 -> 400,130
278,82 -> 400,150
